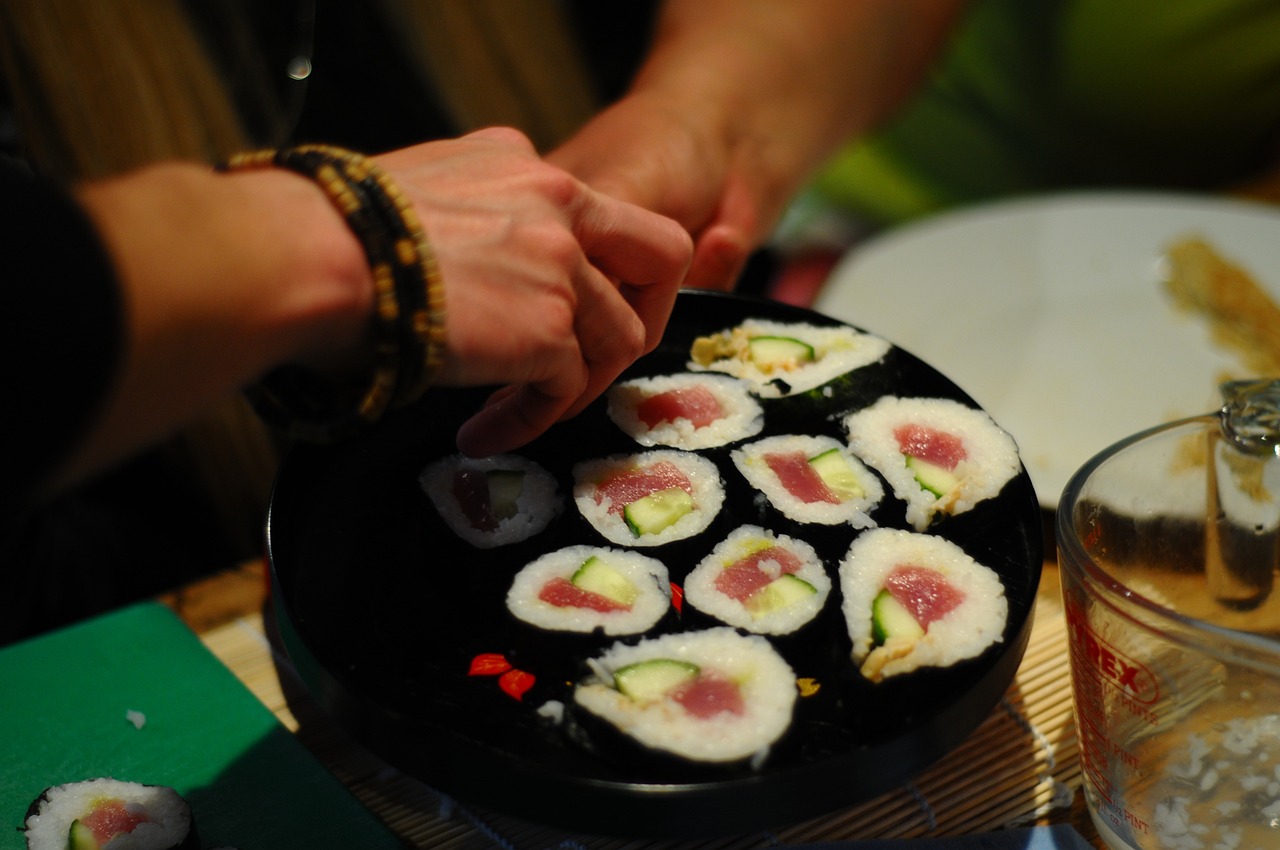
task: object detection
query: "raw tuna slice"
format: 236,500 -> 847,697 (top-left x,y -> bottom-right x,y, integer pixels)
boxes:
671,671 -> 745,718
893,425 -> 967,470
884,565 -> 966,626
713,546 -> 804,601
537,577 -> 630,612
763,451 -> 838,504
594,460 -> 693,515
635,384 -> 724,429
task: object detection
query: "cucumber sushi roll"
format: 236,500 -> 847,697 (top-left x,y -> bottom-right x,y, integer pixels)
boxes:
573,627 -> 797,763
731,434 -> 882,527
688,318 -> 889,397
506,545 -> 672,635
839,528 -> 1007,682
606,373 -> 764,449
844,396 -> 1020,531
573,450 -> 724,547
684,525 -> 830,634
420,453 -> 563,548
24,778 -> 198,850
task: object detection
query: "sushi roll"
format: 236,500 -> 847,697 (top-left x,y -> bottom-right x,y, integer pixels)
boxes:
573,450 -> 724,547
684,525 -> 830,634
839,528 -> 1007,682
24,778 -> 197,850
844,396 -> 1020,531
731,434 -> 882,527
506,545 -> 672,635
573,627 -> 797,764
606,373 -> 764,449
420,453 -> 562,548
688,318 -> 890,397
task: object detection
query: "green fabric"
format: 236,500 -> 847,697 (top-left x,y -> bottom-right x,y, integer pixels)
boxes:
813,0 -> 1280,227
0,603 -> 404,850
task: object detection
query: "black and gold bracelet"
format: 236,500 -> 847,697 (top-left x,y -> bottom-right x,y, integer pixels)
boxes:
221,144 -> 446,441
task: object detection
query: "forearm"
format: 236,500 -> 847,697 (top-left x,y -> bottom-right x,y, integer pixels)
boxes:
635,0 -> 967,208
58,163 -> 372,491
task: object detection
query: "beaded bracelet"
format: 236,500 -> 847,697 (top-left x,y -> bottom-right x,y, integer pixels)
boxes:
221,144 -> 446,441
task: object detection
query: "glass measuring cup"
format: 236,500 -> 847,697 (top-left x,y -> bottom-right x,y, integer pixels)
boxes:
1058,379 -> 1280,850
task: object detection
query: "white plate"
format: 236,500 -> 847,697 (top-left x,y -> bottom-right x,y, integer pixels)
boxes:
814,191 -> 1280,508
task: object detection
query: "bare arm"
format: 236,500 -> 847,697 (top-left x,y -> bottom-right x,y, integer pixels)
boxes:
550,0 -> 966,289
48,128 -> 691,497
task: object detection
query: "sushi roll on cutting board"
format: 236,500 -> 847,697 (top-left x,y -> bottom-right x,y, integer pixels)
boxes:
732,435 -> 883,527
573,450 -> 724,547
23,778 -> 197,850
684,525 -> 831,635
572,627 -> 797,764
845,396 -> 1021,531
606,373 -> 763,449
506,545 -> 672,636
840,528 -> 1008,682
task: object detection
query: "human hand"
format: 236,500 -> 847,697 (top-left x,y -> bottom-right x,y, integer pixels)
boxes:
548,91 -> 765,293
376,127 -> 693,457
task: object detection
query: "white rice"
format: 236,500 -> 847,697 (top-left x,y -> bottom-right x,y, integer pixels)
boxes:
506,545 -> 671,635
573,450 -> 724,547
731,434 -> 882,527
24,778 -> 193,850
606,373 -> 764,449
687,319 -> 890,397
839,528 -> 1007,682
420,453 -> 562,548
573,627 -> 797,763
844,396 -> 1020,531
684,525 -> 830,634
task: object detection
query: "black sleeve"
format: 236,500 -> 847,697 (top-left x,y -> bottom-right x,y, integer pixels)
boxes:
0,162 -> 125,514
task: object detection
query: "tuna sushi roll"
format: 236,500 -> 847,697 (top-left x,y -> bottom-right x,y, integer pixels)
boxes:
573,627 -> 797,763
840,528 -> 1007,682
420,453 -> 562,548
506,545 -> 672,635
606,373 -> 764,449
573,450 -> 724,547
688,318 -> 890,397
24,778 -> 197,850
684,525 -> 830,635
731,434 -> 882,527
844,396 -> 1020,531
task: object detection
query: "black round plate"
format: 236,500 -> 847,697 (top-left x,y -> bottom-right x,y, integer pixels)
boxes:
267,291 -> 1042,838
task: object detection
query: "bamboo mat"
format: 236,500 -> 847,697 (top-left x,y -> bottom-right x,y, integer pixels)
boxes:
197,568 -> 1082,850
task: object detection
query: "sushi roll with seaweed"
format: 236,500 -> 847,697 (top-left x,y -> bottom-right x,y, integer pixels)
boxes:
573,450 -> 724,547
606,373 -> 764,449
684,525 -> 830,634
687,318 -> 889,397
844,396 -> 1020,531
732,434 -> 882,527
24,778 -> 197,850
506,545 -> 672,635
420,453 -> 563,548
840,528 -> 1007,682
573,627 -> 797,764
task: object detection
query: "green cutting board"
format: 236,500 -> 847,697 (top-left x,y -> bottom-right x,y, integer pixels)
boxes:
0,602 -> 405,849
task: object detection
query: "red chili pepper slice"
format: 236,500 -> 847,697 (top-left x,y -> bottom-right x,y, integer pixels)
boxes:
670,582 -> 684,614
498,668 -> 536,701
468,653 -> 512,676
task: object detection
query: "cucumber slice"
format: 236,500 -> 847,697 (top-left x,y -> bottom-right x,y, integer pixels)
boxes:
623,487 -> 694,537
905,455 -> 958,497
871,589 -> 924,645
571,556 -> 639,606
485,470 -> 525,520
747,336 -> 814,370
614,658 -> 700,702
744,573 -> 817,615
808,448 -> 864,500
68,820 -> 99,850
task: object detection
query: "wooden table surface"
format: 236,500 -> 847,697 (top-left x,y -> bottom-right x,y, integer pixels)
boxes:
156,542 -> 1108,850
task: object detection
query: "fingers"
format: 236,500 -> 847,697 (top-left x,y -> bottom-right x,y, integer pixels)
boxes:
684,223 -> 751,291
